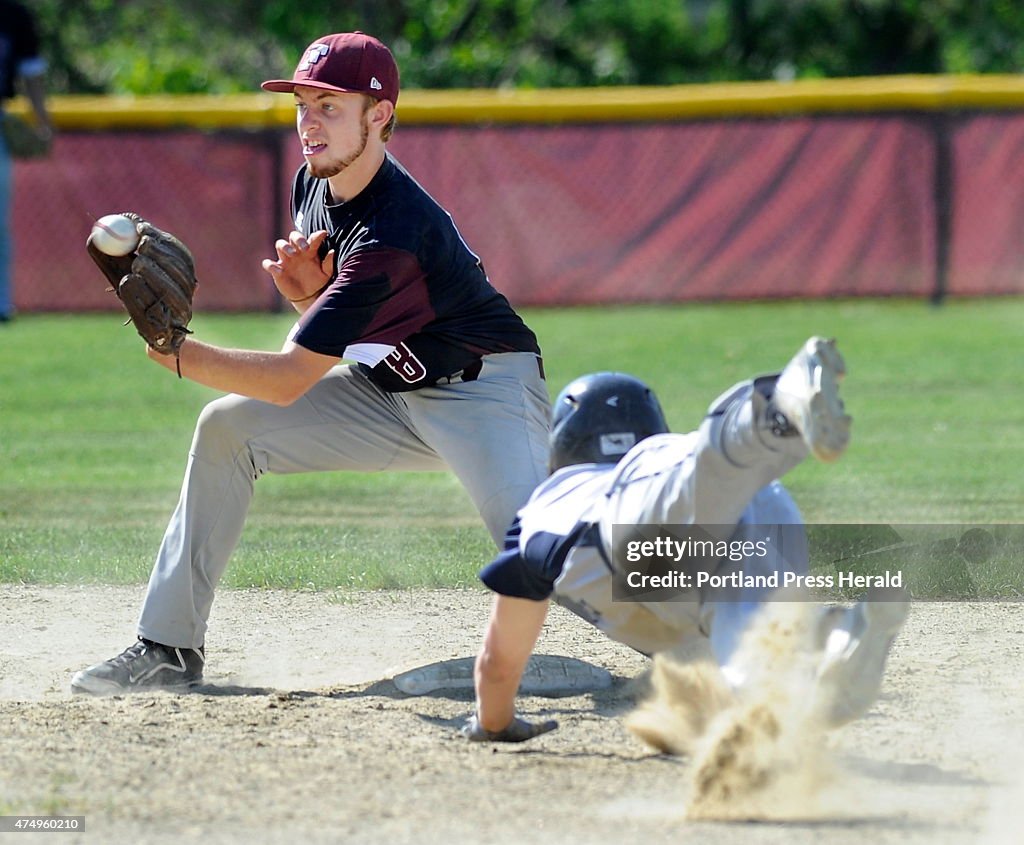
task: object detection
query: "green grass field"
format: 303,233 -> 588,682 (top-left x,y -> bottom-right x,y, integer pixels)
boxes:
1,299 -> 1022,594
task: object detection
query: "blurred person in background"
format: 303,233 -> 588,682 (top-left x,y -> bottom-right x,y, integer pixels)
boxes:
0,0 -> 53,322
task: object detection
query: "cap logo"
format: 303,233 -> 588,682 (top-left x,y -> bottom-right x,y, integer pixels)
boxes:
298,43 -> 331,72
599,433 -> 636,455
370,76 -> 383,91
606,395 -> 619,407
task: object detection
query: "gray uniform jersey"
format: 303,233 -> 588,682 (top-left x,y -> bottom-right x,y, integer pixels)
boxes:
481,379 -> 810,658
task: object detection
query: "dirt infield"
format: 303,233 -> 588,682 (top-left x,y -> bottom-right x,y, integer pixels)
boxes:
0,585 -> 1021,845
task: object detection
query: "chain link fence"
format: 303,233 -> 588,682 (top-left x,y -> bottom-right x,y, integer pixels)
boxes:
8,82 -> 1024,313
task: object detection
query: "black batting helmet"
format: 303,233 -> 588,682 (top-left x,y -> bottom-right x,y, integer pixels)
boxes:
549,372 -> 669,472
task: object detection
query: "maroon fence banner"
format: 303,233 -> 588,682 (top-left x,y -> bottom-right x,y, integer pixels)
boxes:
947,113 -> 1024,296
389,117 -> 937,304
11,131 -> 282,312
9,112 -> 1024,313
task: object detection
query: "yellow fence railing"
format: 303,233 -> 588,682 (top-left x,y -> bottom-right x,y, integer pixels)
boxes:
7,74 -> 1024,131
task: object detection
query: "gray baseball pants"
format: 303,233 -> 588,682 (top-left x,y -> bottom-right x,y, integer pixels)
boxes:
138,352 -> 550,648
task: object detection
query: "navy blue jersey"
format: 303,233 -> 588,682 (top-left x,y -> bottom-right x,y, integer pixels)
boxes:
289,155 -> 541,392
0,1 -> 42,100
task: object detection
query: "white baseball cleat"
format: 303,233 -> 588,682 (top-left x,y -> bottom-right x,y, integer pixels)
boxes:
812,589 -> 910,727
772,336 -> 852,462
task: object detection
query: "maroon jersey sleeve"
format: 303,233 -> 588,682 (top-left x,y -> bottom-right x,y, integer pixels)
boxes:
292,247 -> 433,359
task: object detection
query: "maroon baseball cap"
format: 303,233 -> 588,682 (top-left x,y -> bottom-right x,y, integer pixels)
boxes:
261,32 -> 399,105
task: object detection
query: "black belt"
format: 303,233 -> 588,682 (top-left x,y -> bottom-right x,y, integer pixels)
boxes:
437,355 -> 544,385
448,358 -> 484,384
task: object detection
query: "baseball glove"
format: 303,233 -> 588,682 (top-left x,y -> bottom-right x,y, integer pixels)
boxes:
87,213 -> 198,367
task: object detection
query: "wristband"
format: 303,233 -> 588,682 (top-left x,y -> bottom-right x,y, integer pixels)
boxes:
288,283 -> 329,304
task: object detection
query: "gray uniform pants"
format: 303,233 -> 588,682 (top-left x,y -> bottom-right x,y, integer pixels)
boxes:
138,352 -> 550,648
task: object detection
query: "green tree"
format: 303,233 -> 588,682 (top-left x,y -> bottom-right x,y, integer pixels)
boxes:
32,0 -> 288,94
24,0 -> 1024,95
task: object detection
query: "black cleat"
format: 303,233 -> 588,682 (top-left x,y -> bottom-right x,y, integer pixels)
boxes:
71,638 -> 205,696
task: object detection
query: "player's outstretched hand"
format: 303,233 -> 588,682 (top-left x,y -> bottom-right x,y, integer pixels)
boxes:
461,714 -> 558,743
262,229 -> 334,308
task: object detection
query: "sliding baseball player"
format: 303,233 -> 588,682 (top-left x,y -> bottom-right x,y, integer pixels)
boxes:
462,337 -> 908,743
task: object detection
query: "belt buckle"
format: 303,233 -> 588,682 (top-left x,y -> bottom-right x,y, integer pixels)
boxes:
439,359 -> 480,386
455,359 -> 483,384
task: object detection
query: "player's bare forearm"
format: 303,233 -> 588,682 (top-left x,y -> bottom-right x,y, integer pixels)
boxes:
147,338 -> 338,405
474,595 -> 550,732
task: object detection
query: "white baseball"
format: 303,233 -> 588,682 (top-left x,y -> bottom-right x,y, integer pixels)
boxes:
91,214 -> 140,257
